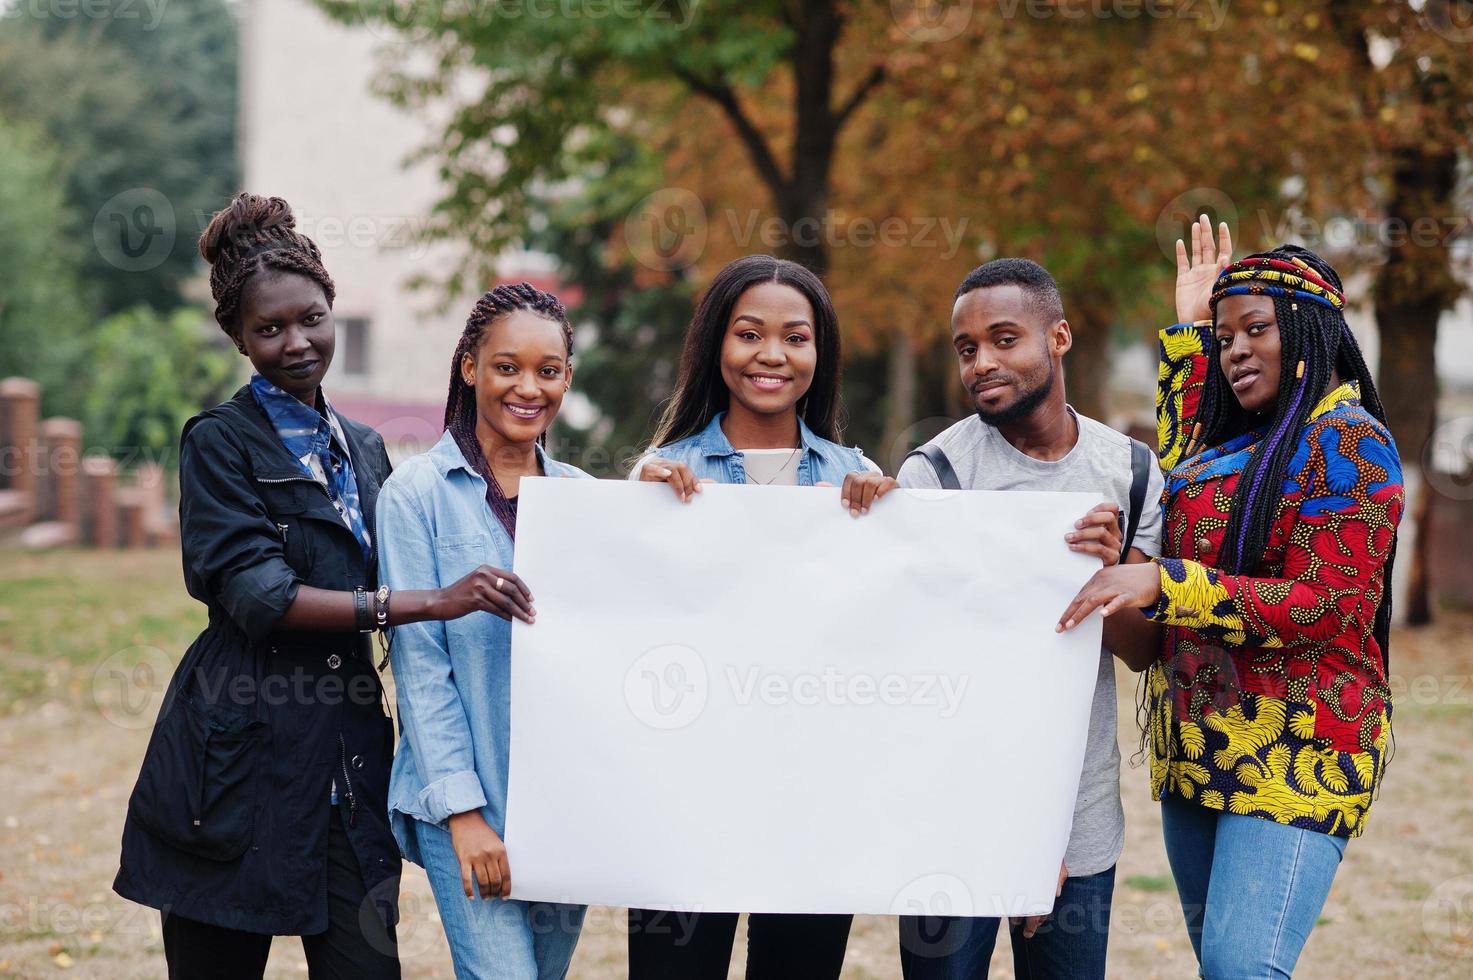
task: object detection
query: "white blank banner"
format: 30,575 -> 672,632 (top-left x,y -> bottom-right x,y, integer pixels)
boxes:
506,478 -> 1103,916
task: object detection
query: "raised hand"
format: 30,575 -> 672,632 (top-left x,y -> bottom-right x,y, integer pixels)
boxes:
1175,213 -> 1233,325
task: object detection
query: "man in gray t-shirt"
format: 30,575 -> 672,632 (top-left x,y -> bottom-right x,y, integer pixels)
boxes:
894,259 -> 1163,980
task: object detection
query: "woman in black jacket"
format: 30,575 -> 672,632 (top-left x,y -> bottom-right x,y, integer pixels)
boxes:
114,193 -> 529,979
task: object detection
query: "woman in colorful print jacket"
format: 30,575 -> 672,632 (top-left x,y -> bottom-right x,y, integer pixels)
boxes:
1058,217 -> 1402,977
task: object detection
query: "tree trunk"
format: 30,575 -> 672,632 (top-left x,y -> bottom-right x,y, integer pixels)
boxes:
878,331 -> 919,472
1065,287 -> 1114,422
1372,143 -> 1456,625
1373,294 -> 1441,625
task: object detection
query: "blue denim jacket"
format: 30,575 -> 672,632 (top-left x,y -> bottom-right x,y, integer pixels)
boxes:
653,412 -> 868,485
375,430 -> 590,864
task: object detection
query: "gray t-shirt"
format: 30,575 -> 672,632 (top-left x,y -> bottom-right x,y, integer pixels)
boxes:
896,409 -> 1164,877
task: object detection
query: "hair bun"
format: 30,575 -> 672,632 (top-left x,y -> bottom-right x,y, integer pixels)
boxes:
198,192 -> 299,265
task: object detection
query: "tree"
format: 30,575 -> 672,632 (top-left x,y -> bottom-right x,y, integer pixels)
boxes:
530,136 -> 698,466
0,0 -> 239,314
0,119 -> 91,415
80,307 -> 236,463
317,0 -> 925,449
1324,0 -> 1473,624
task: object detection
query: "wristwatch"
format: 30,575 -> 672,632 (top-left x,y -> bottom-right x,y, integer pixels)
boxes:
374,585 -> 391,628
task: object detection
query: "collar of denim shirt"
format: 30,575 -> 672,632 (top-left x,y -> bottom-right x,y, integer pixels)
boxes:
426,429 -> 568,482
690,411 -> 828,461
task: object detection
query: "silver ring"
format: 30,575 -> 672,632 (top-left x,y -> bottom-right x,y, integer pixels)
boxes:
495,576 -> 505,591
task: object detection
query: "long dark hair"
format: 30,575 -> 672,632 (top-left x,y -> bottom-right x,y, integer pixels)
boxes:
1198,244 -> 1396,670
648,255 -> 845,448
444,282 -> 573,539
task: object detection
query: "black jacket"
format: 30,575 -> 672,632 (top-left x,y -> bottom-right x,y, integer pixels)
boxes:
114,386 -> 401,935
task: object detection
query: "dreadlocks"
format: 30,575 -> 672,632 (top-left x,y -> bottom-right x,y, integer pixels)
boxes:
199,193 -> 335,337
444,282 -> 573,540
1196,244 -> 1396,672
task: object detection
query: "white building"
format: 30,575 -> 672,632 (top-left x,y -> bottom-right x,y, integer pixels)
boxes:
238,0 -> 565,458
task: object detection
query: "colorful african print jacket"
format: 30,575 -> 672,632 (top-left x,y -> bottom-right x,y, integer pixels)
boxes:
1146,323 -> 1403,838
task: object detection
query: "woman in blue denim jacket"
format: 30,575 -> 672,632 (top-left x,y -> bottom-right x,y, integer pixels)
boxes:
375,283 -> 589,979
626,254 -> 894,979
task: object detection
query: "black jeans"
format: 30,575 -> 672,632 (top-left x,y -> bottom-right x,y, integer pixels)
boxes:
162,805 -> 400,980
628,908 -> 852,980
898,865 -> 1116,980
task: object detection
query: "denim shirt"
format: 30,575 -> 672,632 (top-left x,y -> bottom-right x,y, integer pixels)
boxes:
375,430 -> 590,864
651,412 -> 868,485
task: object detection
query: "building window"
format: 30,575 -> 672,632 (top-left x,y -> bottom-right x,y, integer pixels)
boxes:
342,317 -> 370,376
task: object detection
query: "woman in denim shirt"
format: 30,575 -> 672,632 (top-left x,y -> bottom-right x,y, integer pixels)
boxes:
375,283 -> 589,979
626,254 -> 893,979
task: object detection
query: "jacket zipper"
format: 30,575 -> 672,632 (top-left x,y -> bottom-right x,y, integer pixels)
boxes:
337,733 -> 358,828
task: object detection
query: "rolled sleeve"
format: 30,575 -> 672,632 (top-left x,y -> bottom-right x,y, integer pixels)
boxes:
377,476 -> 487,821
180,420 -> 301,643
415,770 -> 488,826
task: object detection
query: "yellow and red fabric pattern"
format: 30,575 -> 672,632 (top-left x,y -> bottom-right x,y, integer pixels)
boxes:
1146,322 -> 1403,838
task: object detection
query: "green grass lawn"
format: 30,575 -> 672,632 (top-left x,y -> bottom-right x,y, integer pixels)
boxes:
0,547 -> 204,715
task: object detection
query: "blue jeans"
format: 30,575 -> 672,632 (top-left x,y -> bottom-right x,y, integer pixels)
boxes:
898,865 -> 1115,979
1161,795 -> 1347,979
413,818 -> 584,979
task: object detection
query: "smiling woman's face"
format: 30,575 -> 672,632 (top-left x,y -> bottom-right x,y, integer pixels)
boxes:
460,309 -> 571,451
237,270 -> 335,405
718,281 -> 817,420
1214,294 -> 1283,415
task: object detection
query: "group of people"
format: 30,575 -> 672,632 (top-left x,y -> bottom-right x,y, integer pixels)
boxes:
112,194 -> 1402,980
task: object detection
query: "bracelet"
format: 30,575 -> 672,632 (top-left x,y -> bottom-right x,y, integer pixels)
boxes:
374,585 -> 390,629
353,587 -> 374,633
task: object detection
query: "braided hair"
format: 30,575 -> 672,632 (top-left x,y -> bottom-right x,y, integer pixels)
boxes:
445,282 -> 573,539
199,193 -> 335,338
1196,244 -> 1396,672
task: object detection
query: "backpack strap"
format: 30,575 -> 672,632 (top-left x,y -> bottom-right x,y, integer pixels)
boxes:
905,443 -> 962,491
1121,438 -> 1152,561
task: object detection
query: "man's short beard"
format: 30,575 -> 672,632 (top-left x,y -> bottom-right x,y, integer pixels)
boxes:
973,358 -> 1056,426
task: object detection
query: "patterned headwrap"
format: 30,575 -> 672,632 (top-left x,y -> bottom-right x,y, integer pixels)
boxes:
1210,256 -> 1346,314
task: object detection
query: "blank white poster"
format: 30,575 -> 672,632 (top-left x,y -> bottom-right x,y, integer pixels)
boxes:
506,478 -> 1104,917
